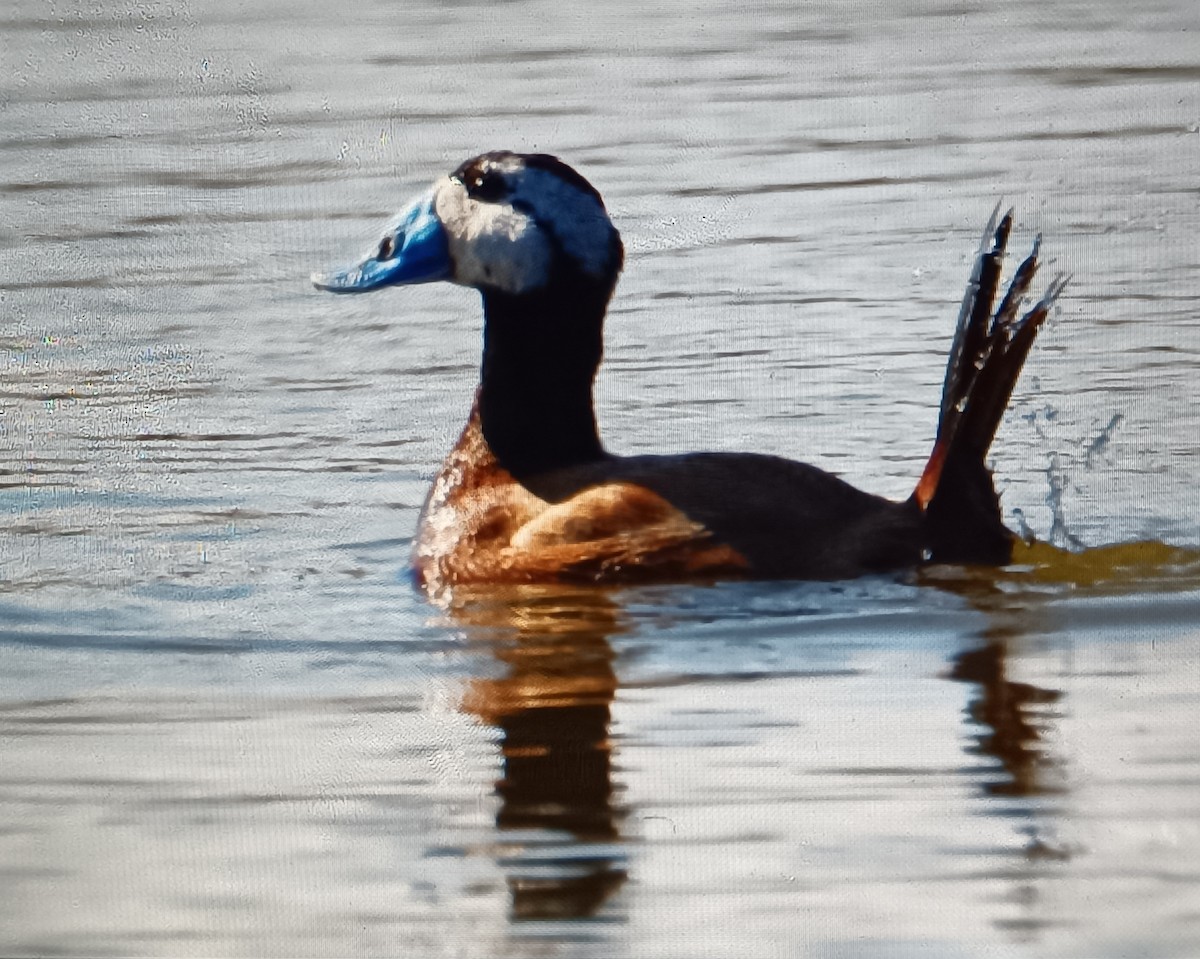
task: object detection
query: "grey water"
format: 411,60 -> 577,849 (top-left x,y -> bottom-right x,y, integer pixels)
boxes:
3,0 -> 1200,955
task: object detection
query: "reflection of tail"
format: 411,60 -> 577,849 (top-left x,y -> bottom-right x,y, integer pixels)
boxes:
913,209 -> 1067,564
950,640 -> 1062,798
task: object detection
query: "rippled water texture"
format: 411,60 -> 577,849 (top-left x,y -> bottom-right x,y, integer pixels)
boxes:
3,0 -> 1200,955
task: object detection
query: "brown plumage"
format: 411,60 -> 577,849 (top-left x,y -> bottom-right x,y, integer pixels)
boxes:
413,401 -> 753,587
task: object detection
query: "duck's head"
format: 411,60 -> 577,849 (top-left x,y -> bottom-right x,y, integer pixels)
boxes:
312,151 -> 624,299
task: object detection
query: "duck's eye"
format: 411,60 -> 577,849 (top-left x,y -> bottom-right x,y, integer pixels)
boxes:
376,235 -> 396,261
465,169 -> 507,203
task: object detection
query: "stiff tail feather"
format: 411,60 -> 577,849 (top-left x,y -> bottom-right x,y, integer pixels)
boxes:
913,208 -> 1067,563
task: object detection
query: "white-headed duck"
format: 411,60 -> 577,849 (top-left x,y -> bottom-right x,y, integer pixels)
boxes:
314,151 -> 1064,591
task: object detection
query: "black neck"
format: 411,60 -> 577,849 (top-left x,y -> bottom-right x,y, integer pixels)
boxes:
478,276 -> 612,479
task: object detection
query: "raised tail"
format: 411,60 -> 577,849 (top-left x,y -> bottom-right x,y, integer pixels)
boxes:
912,208 -> 1067,564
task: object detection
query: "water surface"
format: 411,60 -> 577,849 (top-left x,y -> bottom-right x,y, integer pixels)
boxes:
3,0 -> 1200,955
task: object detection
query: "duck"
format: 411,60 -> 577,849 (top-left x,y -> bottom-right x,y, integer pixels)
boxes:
313,151 -> 1064,592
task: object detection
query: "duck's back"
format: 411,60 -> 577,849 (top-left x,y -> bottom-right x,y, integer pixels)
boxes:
533,452 -> 923,579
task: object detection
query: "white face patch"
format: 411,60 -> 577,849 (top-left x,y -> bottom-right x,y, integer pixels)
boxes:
431,155 -> 618,295
434,175 -> 552,295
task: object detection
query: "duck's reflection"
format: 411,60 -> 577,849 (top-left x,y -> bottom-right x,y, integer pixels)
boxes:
918,559 -> 1069,941
934,539 -> 1200,806
950,635 -> 1061,799
922,549 -> 1071,927
443,586 -> 627,921
922,552 -> 1065,804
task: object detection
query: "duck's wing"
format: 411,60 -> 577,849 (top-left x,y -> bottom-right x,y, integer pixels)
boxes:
529,452 -> 922,580
507,481 -> 750,582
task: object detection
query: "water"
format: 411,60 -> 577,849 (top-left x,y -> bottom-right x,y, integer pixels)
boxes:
3,0 -> 1200,954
